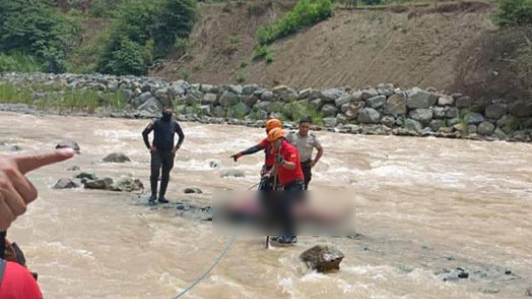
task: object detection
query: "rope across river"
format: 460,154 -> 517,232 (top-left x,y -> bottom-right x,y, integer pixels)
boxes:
169,181 -> 261,299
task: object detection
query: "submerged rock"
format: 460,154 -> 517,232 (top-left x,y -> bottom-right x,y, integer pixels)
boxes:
299,245 -> 345,273
220,169 -> 245,178
102,152 -> 131,163
184,187 -> 203,194
84,178 -> 114,190
110,177 -> 144,192
53,178 -> 80,189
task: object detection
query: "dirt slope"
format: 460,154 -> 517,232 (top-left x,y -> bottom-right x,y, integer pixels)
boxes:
151,0 -> 498,91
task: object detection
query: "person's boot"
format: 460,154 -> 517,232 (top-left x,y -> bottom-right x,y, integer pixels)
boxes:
148,194 -> 157,205
158,194 -> 170,204
271,236 -> 297,244
276,236 -> 297,244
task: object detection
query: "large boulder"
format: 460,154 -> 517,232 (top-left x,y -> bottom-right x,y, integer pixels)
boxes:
345,102 -> 365,120
381,116 -> 396,128
438,95 -> 454,106
445,107 -> 458,118
357,108 -> 381,124
497,115 -> 518,134
477,121 -> 495,136
429,119 -> 445,132
138,97 -> 162,114
219,91 -> 239,107
409,108 -> 433,125
404,119 -> 423,132
509,102 -> 532,117
485,103 -> 507,119
103,152 -> 131,163
133,92 -> 153,108
242,84 -> 259,95
202,93 -> 218,105
273,85 -> 298,101
323,117 -> 338,127
386,94 -> 407,117
432,107 -> 446,119
359,88 -> 379,100
335,94 -> 352,108
467,112 -> 485,125
321,104 -> 338,118
299,245 -> 345,273
228,84 -> 243,95
242,95 -> 259,107
230,102 -> 250,118
321,88 -> 345,102
366,95 -> 386,109
260,90 -> 275,102
406,88 -> 438,109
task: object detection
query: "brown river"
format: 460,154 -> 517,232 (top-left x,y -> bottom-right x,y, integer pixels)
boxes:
0,110 -> 531,299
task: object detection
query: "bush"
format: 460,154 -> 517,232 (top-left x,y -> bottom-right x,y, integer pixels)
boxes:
0,0 -> 81,73
493,0 -> 532,26
97,0 -> 196,76
256,0 -> 332,46
253,0 -> 331,62
0,52 -> 42,73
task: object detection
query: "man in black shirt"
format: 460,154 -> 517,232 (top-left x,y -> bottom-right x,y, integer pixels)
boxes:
142,107 -> 185,204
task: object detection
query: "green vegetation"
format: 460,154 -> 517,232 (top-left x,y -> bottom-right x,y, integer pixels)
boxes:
0,52 -> 43,73
97,0 -> 197,76
235,70 -> 246,83
0,82 -> 128,113
253,0 -> 332,61
229,33 -> 240,44
0,0 -> 82,73
256,0 -> 332,46
280,101 -> 324,125
252,45 -> 274,62
492,0 -> 532,26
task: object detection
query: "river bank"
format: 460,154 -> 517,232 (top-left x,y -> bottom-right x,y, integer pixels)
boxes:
2,72 -> 532,143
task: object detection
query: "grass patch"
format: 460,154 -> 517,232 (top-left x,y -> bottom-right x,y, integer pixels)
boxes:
0,82 -> 128,113
252,45 -> 274,63
229,33 -> 240,44
280,101 -> 324,125
252,0 -> 332,62
0,52 -> 43,73
235,70 -> 246,83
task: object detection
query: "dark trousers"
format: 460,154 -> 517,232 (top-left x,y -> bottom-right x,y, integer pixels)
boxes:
150,151 -> 175,199
0,231 -> 5,260
301,160 -> 312,190
280,180 -> 305,236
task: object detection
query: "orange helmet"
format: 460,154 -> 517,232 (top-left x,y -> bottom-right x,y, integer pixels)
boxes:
265,118 -> 282,132
267,127 -> 285,142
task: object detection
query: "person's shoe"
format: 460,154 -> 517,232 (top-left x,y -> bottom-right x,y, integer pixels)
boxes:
274,236 -> 297,244
158,197 -> 170,204
148,195 -> 157,205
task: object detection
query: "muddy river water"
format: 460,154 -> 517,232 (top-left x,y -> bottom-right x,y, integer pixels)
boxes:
0,111 -> 531,299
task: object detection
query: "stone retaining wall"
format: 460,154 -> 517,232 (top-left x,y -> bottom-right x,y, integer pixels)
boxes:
1,72 -> 532,142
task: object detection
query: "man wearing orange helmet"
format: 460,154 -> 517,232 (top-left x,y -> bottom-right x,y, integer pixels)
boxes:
230,119 -> 282,190
266,127 -> 305,244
